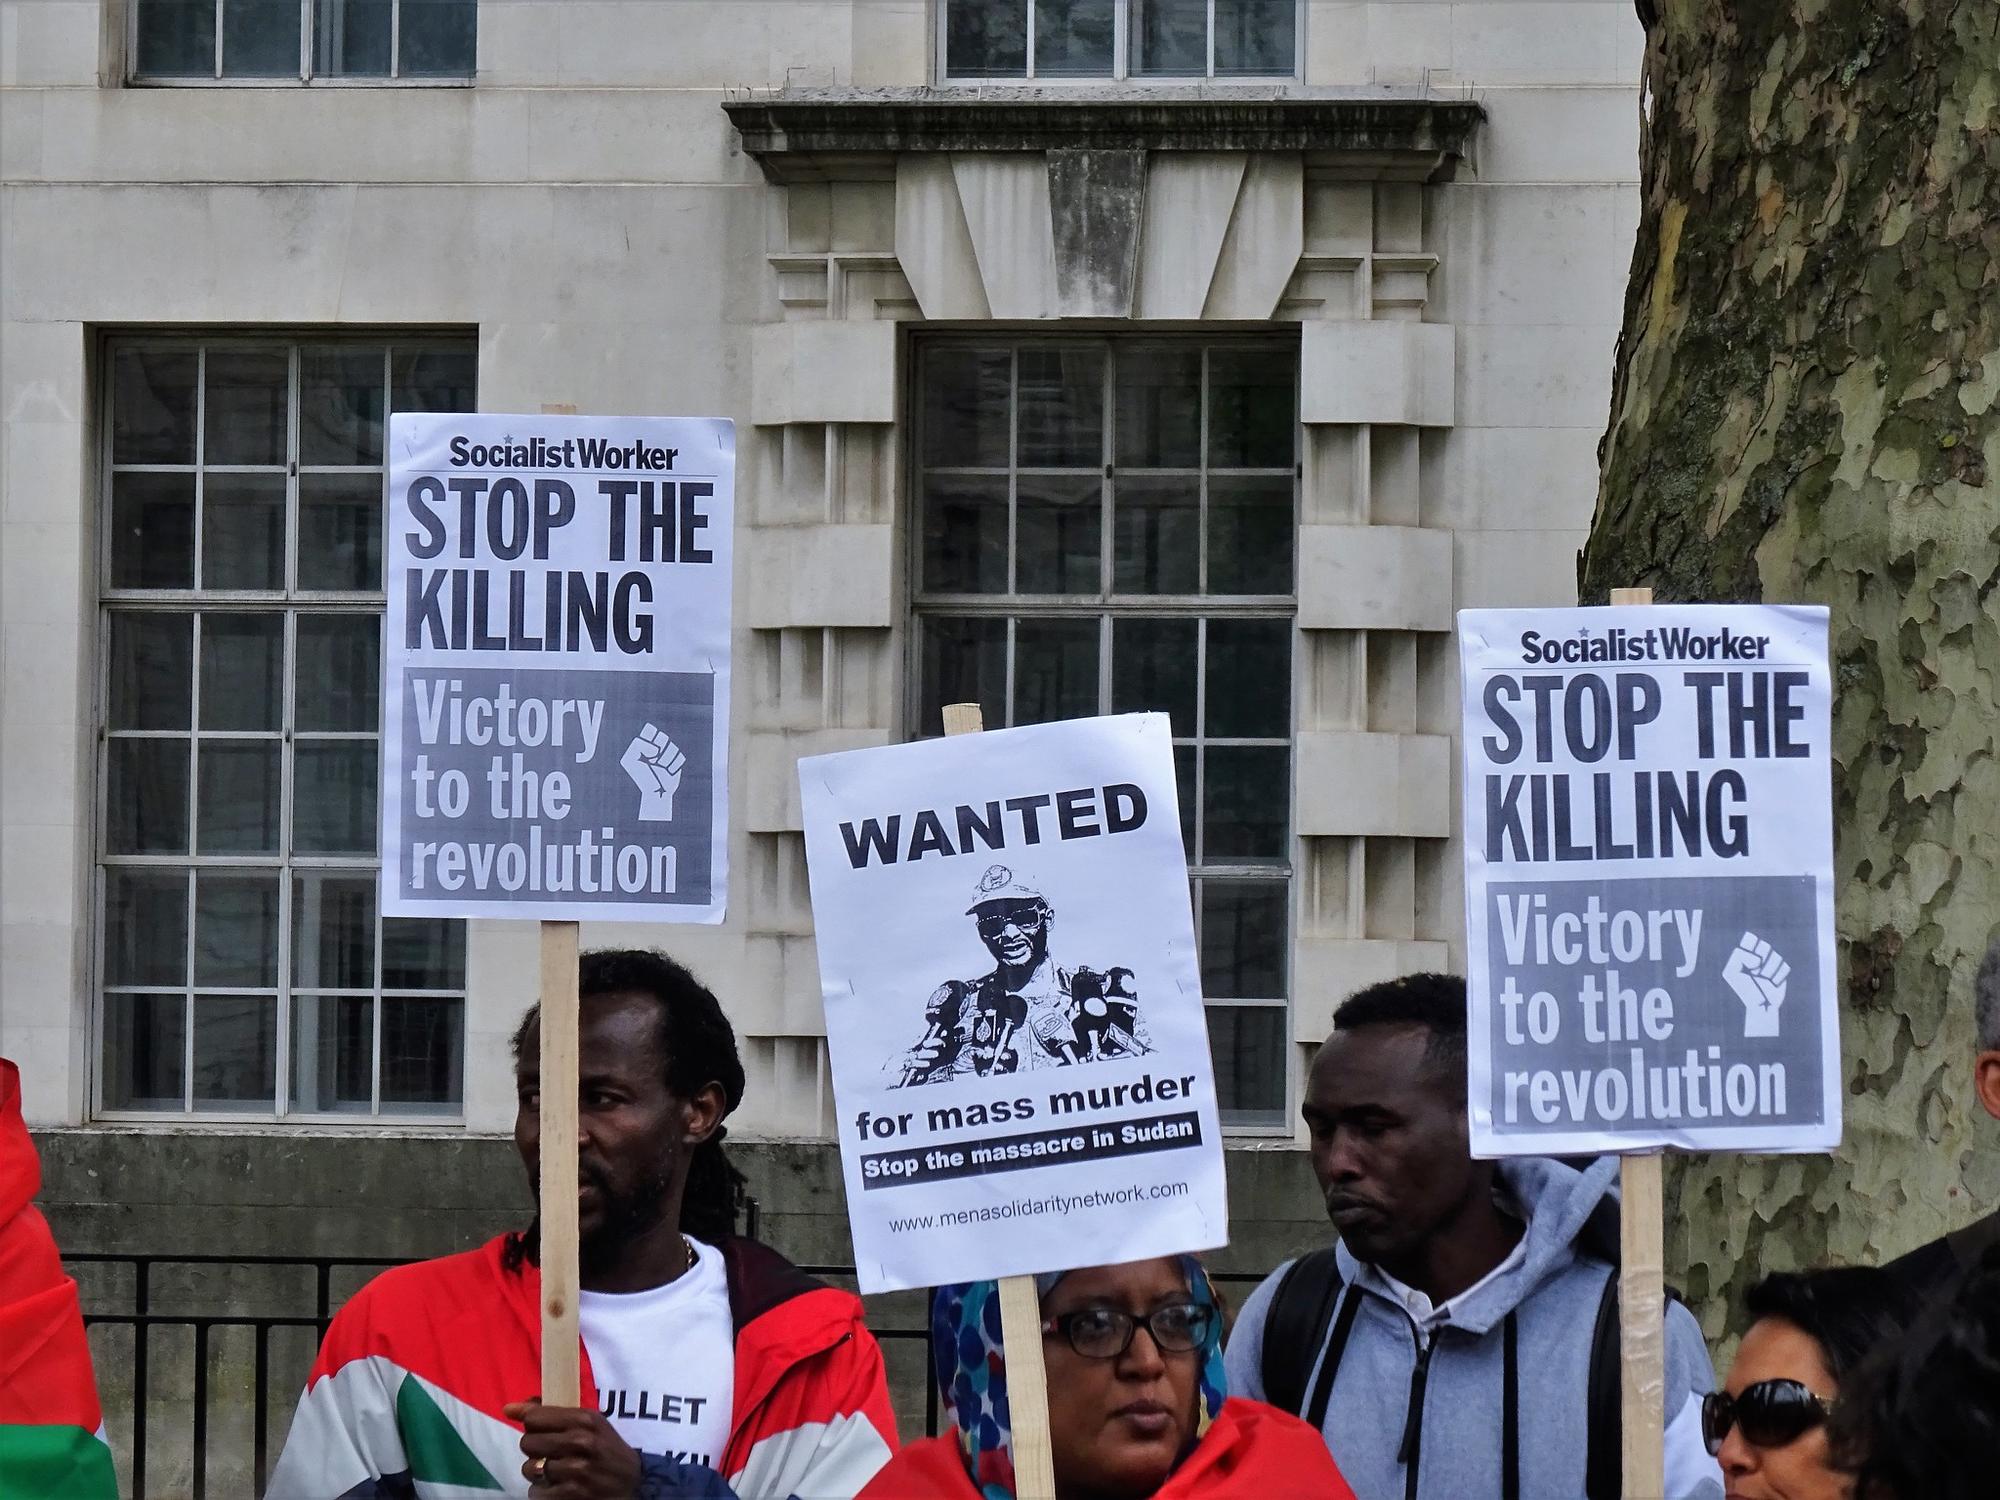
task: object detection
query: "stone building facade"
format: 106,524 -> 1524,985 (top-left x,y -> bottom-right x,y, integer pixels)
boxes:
2,0 -> 1642,1477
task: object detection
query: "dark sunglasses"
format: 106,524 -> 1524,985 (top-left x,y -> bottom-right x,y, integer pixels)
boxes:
1042,1300 -> 1216,1360
976,907 -> 1046,939
1702,1380 -> 1836,1454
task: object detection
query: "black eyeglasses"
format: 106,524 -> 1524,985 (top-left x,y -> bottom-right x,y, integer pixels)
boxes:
1041,1300 -> 1216,1360
976,907 -> 1046,939
1701,1380 -> 1836,1454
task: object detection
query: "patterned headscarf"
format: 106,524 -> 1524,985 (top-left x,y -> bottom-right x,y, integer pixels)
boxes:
930,1259 -> 1229,1500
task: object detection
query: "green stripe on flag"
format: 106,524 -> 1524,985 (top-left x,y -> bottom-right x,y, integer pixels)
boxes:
0,1423 -> 119,1499
396,1375 -> 503,1489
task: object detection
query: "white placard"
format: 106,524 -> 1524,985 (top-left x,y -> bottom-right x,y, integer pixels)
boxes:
380,413 -> 733,923
799,714 -> 1228,1293
1460,605 -> 1839,1157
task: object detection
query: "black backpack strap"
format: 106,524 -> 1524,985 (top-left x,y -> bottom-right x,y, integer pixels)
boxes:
1502,1311 -> 1521,1500
1304,1282 -> 1362,1433
1585,1266 -> 1621,1500
1258,1246 -> 1345,1417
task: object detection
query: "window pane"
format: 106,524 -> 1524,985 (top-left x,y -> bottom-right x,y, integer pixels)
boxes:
1112,616 -> 1197,737
1203,746 -> 1289,862
1215,0 -> 1296,76
398,0 -> 477,76
291,993 -> 372,1113
110,613 -> 193,731
105,870 -> 190,987
296,615 -> 380,732
298,473 -> 384,592
1208,349 -> 1294,468
314,0 -> 392,75
294,741 -> 378,855
113,349 -> 198,462
111,473 -> 195,589
919,616 -> 1006,736
382,997 -> 464,1108
1017,476 -> 1101,594
103,994 -> 186,1110
1174,743 -> 1197,852
196,741 -> 282,853
194,872 -> 280,986
204,349 -> 289,465
1207,1005 -> 1286,1125
300,345 -> 385,466
1132,0 -> 1207,76
199,612 -> 284,731
382,916 -> 465,989
292,872 -> 375,988
1113,477 -> 1199,594
1014,618 -> 1099,727
106,739 -> 191,855
201,473 -> 286,590
1116,347 -> 1201,468
1035,0 -> 1115,75
220,0 -> 301,76
924,349 -> 1012,468
1200,880 -> 1287,998
945,0 -> 1026,76
1208,477 -> 1294,595
192,994 -> 277,1109
391,345 -> 477,414
923,477 -> 1010,594
1205,619 -> 1290,737
1018,349 -> 1104,467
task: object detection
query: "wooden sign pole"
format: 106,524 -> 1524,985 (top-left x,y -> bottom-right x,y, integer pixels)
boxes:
538,404 -> 584,1409
1609,585 -> 1665,1500
942,702 -> 1057,1500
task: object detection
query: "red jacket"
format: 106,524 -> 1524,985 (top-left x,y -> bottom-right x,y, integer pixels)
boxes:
856,1397 -> 1357,1500
269,1233 -> 897,1499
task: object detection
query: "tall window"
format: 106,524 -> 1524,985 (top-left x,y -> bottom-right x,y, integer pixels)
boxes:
912,340 -> 1296,1128
131,0 -> 475,81
942,0 -> 1298,81
99,338 -> 475,1119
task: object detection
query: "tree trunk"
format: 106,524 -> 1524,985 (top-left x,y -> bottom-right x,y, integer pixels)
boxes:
1582,2 -> 2000,1342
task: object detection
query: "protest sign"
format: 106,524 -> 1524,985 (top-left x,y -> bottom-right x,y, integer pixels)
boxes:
1460,603 -> 1838,1157
799,713 -> 1227,1294
380,413 -> 733,923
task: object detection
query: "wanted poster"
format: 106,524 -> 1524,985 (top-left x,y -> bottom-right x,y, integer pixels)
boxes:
799,714 -> 1227,1294
380,413 -> 733,922
1460,604 -> 1839,1156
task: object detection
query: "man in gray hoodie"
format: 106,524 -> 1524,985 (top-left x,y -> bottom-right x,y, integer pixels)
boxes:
1224,973 -> 1723,1500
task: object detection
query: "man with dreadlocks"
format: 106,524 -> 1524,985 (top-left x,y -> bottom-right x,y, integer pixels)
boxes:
270,949 -> 897,1499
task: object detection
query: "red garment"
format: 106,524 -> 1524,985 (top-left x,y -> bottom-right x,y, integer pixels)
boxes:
269,1233 -> 897,1498
858,1397 -> 1358,1500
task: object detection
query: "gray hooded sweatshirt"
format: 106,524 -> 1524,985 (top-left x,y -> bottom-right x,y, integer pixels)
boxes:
1224,1157 -> 1724,1500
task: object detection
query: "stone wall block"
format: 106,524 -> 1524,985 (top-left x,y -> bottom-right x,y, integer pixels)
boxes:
895,155 -> 992,320
1294,728 -> 1451,838
746,727 -> 892,832
1204,154 -> 1305,320
951,154 -> 1058,319
1047,148 -> 1145,319
1292,937 -> 1453,1040
743,524 -> 897,629
1134,153 -> 1245,320
1301,319 -> 1456,426
1296,524 -> 1453,631
751,321 -> 898,426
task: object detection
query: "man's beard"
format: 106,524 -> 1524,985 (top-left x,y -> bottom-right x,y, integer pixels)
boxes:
577,1157 -> 676,1274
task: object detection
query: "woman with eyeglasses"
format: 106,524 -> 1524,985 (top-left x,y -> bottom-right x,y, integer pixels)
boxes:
1706,1266 -> 1917,1500
857,1256 -> 1355,1499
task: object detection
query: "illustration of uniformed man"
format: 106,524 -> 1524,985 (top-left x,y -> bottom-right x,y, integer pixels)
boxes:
895,865 -> 1149,1086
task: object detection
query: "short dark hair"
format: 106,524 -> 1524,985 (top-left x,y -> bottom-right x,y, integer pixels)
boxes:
1831,1246 -> 2000,1500
510,948 -> 748,1244
1330,972 -> 1468,1085
1741,1266 -> 1919,1384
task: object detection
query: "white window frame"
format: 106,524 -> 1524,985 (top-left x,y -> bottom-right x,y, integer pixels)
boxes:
93,334 -> 475,1125
126,0 -> 476,85
934,0 -> 1306,85
907,335 -> 1301,1133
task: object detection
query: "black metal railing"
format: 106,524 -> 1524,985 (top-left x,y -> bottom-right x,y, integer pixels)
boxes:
74,1248 -> 1272,1500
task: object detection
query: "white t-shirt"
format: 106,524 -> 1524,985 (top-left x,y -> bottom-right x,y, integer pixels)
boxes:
579,1235 -> 735,1472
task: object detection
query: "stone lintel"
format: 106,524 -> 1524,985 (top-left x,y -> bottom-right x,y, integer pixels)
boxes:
724,90 -> 1483,183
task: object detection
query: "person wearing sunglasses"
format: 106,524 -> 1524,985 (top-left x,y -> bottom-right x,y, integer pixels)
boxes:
858,1256 -> 1356,1499
1707,1266 -> 1918,1500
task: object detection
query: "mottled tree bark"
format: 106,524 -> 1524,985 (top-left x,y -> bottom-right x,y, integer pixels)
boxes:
1583,2 -> 2000,1340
